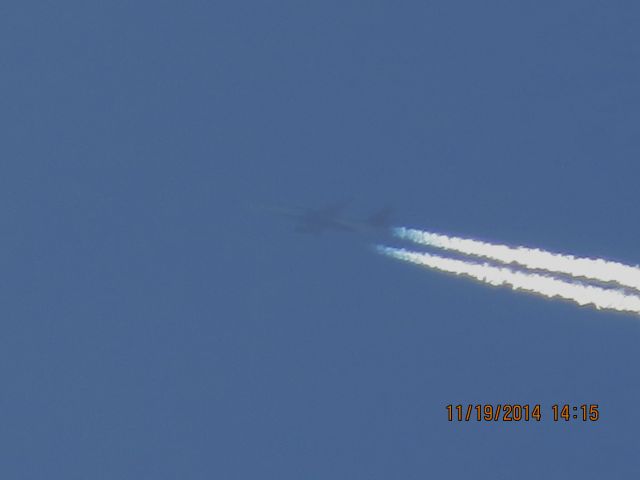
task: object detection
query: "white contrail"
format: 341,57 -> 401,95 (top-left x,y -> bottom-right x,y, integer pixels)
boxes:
395,227 -> 640,291
378,246 -> 640,315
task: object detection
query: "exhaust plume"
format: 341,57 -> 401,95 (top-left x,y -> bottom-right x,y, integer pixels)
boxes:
395,227 -> 640,291
378,246 -> 640,315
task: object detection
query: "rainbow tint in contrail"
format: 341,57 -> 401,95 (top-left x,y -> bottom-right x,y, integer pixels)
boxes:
377,245 -> 640,315
394,227 -> 640,291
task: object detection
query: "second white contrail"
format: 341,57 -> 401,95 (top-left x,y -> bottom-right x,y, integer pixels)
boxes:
378,246 -> 640,315
395,227 -> 640,291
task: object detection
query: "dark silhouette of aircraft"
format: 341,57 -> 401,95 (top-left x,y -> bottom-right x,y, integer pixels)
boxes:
262,200 -> 392,234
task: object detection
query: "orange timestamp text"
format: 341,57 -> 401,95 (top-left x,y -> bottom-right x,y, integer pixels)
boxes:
446,404 -> 600,422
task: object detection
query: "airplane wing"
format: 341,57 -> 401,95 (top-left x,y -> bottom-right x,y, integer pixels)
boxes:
314,199 -> 353,217
366,207 -> 393,228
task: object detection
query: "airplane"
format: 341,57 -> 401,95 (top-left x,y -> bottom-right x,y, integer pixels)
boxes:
261,200 -> 392,234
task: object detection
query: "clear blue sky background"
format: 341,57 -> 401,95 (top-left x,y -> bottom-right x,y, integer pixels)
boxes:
2,1 -> 640,478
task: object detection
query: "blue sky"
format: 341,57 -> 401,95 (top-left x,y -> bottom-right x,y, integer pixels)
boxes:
2,1 -> 640,478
